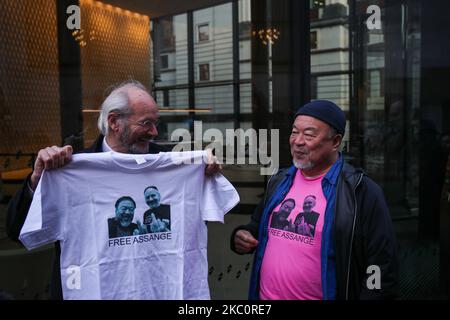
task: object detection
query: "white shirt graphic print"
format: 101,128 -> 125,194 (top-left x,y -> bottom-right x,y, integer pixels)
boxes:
19,151 -> 239,300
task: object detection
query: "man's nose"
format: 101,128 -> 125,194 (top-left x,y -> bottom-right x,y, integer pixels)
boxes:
148,124 -> 158,137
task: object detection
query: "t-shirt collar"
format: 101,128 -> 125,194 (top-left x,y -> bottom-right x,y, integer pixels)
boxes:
102,137 -> 113,152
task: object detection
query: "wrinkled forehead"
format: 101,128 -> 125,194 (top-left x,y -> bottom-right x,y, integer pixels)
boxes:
117,199 -> 135,208
293,115 -> 330,131
144,188 -> 159,196
283,200 -> 295,207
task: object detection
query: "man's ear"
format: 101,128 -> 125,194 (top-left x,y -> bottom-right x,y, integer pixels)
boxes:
108,112 -> 121,133
332,134 -> 343,151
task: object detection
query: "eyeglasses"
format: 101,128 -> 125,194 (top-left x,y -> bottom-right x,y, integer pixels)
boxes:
115,112 -> 160,130
126,118 -> 160,130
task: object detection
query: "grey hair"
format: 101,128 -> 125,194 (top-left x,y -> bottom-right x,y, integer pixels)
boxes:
328,126 -> 338,139
97,80 -> 150,135
328,126 -> 344,151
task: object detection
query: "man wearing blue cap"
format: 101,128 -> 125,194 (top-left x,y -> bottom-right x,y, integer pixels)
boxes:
231,100 -> 398,300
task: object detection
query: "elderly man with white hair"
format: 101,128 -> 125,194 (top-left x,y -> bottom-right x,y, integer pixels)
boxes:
6,80 -> 220,299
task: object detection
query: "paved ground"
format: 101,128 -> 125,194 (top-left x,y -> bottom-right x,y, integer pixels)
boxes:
0,202 -> 448,300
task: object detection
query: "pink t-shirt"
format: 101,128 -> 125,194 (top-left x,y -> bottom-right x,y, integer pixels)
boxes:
260,169 -> 327,300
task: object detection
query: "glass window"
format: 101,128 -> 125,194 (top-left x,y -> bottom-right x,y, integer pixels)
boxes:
163,89 -> 170,107
310,0 -> 326,21
160,54 -> 169,69
368,69 -> 383,98
194,4 -> 233,83
198,23 -> 210,42
153,13 -> 187,88
311,76 -> 318,100
160,17 -> 175,49
310,31 -> 318,50
310,0 -> 349,148
198,63 -> 210,81
195,85 -> 233,114
240,83 -> 252,114
311,0 -> 326,9
348,0 -> 449,299
239,0 -> 252,80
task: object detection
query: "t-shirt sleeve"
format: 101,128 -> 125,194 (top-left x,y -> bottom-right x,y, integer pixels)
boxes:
201,173 -> 240,223
19,170 -> 66,250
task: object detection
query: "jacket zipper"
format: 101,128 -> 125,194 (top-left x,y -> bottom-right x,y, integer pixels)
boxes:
345,172 -> 364,300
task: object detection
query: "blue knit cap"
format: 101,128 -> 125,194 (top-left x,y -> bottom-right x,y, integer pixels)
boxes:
294,100 -> 346,135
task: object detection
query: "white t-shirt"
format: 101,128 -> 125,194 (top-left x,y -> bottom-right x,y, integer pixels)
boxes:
19,151 -> 239,300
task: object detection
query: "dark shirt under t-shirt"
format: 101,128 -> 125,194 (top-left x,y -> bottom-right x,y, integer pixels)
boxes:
143,204 -> 171,233
107,218 -> 138,238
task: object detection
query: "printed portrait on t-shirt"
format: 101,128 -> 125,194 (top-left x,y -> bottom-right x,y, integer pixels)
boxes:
108,196 -> 140,239
293,195 -> 320,237
142,186 -> 171,233
270,198 -> 296,231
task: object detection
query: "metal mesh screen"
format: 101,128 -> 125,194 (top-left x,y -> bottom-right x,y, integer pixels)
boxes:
0,0 -> 61,172
79,0 -> 151,147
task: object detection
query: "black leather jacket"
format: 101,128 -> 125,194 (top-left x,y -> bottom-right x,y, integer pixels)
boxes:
231,161 -> 399,300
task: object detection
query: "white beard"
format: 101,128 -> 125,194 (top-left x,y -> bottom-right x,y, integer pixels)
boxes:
120,125 -> 149,154
293,159 -> 315,170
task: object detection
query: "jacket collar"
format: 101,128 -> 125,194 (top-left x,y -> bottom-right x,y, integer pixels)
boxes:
340,159 -> 365,188
323,153 -> 344,186
83,135 -> 104,153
